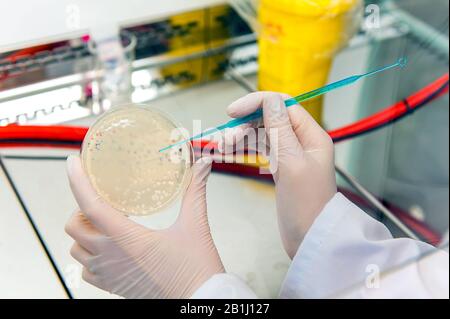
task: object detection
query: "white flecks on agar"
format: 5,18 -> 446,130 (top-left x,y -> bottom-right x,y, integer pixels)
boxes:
82,107 -> 191,216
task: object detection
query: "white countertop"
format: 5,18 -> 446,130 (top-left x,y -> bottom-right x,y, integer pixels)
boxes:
0,163 -> 67,298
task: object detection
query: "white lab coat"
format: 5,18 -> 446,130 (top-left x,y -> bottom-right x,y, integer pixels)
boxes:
191,193 -> 449,299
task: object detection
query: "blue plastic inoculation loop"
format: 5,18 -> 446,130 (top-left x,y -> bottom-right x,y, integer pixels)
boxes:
159,57 -> 408,152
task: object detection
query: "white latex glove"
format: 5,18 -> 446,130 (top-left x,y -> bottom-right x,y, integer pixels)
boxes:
220,92 -> 337,259
65,155 -> 225,299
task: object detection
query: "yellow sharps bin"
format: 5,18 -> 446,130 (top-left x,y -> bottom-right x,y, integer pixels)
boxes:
258,0 -> 362,124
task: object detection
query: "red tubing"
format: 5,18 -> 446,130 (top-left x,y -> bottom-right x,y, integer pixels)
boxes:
328,73 -> 449,142
0,125 -> 87,142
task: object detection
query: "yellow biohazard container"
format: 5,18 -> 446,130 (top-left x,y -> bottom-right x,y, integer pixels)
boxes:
258,0 -> 362,124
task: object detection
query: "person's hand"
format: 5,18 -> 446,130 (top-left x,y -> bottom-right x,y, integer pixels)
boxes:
65,155 -> 224,299
220,92 -> 337,259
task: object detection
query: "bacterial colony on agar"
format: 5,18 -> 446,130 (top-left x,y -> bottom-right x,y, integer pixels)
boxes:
82,105 -> 193,216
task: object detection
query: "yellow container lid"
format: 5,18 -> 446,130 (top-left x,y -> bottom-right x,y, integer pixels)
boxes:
260,0 -> 361,17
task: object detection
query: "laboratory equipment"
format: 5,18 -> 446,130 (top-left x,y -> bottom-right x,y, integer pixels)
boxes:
88,31 -> 137,106
159,57 -> 407,152
0,0 -> 224,51
81,104 -> 193,216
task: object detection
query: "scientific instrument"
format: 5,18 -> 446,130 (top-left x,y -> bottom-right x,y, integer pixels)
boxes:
159,57 -> 407,152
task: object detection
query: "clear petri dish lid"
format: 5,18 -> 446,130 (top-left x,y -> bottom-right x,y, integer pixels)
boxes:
81,104 -> 193,216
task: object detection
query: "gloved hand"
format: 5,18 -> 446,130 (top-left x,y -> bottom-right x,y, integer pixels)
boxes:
220,92 -> 337,259
65,155 -> 224,299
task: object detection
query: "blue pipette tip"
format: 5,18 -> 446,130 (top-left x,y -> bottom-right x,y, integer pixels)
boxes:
398,57 -> 408,68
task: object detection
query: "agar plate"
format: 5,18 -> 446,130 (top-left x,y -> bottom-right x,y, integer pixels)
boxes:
81,104 -> 193,216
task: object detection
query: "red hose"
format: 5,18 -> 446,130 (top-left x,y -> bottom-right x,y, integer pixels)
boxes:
328,73 -> 449,142
0,142 -> 81,149
0,125 -> 87,141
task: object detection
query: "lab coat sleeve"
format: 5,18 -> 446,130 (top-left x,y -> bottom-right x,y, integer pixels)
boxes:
191,273 -> 258,299
279,192 -> 447,299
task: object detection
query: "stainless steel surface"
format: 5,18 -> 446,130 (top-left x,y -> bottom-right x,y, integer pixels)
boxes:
336,165 -> 420,240
350,0 -> 449,235
385,1 -> 449,58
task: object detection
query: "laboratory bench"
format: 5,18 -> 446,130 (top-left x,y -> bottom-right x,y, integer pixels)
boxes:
0,45 -> 370,298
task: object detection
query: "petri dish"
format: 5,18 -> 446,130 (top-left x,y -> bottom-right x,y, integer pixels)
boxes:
81,104 -> 193,216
